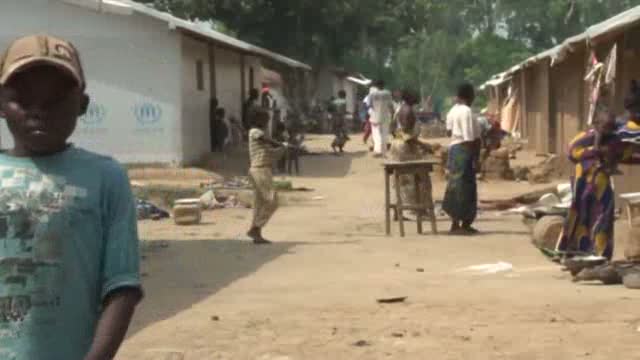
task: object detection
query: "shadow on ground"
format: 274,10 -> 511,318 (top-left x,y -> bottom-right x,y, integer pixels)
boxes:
127,237 -> 360,338
297,150 -> 368,178
127,239 -> 297,338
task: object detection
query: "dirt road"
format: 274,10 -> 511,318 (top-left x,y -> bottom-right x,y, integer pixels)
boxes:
118,136 -> 640,360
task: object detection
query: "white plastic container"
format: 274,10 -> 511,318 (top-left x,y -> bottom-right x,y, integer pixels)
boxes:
173,198 -> 202,225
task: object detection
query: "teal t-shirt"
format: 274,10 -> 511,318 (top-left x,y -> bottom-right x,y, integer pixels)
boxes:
0,146 -> 142,360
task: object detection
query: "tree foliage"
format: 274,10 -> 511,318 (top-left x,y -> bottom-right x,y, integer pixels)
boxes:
135,0 -> 640,102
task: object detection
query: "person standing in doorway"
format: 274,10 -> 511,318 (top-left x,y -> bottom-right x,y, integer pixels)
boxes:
243,88 -> 260,132
369,80 -> 394,157
442,83 -> 481,235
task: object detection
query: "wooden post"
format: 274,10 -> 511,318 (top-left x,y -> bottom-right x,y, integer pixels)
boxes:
385,169 -> 391,236
426,172 -> 437,234
240,54 -> 246,115
208,44 -> 217,99
394,171 -> 405,237
520,70 -> 527,139
415,173 -> 423,235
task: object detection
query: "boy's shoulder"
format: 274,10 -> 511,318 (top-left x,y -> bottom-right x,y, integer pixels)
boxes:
72,147 -> 123,166
249,128 -> 265,138
68,147 -> 129,181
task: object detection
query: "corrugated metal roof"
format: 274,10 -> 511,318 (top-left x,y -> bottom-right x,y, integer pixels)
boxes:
479,72 -> 512,90
60,0 -> 312,70
346,76 -> 372,86
481,6 -> 639,88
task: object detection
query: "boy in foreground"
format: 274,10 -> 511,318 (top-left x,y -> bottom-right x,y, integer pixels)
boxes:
0,35 -> 142,360
247,108 -> 285,244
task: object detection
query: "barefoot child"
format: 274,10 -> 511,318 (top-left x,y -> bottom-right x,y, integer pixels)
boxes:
0,35 -> 142,360
247,108 -> 285,244
330,90 -> 350,154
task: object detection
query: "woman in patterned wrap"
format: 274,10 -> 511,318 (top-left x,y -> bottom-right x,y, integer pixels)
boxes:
556,80 -> 640,260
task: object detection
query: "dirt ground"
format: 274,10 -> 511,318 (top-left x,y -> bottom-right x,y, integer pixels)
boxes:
118,135 -> 640,360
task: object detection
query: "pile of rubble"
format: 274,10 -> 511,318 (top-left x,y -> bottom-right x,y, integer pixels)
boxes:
525,155 -> 573,184
481,147 -> 514,180
504,183 -> 572,250
434,140 -> 524,181
505,185 -> 640,289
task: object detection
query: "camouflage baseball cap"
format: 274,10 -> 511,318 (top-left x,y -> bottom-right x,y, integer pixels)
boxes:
0,34 -> 85,89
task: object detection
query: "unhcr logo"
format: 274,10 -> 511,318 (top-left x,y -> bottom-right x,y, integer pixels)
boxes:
134,102 -> 163,125
80,103 -> 106,125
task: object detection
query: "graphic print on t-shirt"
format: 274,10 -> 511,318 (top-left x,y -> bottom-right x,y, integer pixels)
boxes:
0,166 -> 87,338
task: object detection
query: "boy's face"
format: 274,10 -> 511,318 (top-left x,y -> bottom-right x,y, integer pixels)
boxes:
0,65 -> 89,155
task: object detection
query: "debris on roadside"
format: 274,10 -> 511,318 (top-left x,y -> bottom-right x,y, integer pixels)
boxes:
376,296 -> 407,304
200,190 -> 242,210
572,260 -> 640,289
458,262 -> 513,275
352,340 -> 371,347
136,199 -> 170,221
528,155 -> 572,184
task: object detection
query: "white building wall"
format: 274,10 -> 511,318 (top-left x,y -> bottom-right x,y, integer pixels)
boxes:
0,0 -> 183,164
315,69 -> 336,103
344,82 -> 357,114
180,35 -> 211,164
214,46 -> 243,124
245,56 -> 263,95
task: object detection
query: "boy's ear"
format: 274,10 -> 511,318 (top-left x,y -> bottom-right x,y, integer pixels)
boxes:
78,94 -> 90,116
0,86 -> 11,118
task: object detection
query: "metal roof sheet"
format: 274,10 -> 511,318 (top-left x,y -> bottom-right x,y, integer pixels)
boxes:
60,0 -> 312,70
346,76 -> 372,86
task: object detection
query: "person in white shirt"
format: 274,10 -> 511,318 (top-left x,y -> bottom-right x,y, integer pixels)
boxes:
442,83 -> 481,235
362,85 -> 378,147
369,80 -> 395,157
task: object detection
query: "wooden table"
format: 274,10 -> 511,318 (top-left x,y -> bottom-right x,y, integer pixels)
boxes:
620,192 -> 640,227
383,160 -> 438,237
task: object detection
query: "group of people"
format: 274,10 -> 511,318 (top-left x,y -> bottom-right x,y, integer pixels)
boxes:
363,81 -> 495,236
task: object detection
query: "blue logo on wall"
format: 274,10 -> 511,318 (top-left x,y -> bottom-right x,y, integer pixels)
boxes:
80,103 -> 106,125
134,102 -> 163,125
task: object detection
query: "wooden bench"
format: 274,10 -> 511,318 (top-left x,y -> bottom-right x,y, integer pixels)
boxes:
383,160 -> 438,237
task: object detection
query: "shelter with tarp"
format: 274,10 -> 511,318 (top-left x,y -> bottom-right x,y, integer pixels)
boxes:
481,4 -> 640,198
481,5 -> 640,157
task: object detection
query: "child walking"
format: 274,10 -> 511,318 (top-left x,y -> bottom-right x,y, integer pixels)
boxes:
0,35 -> 142,360
247,108 -> 285,244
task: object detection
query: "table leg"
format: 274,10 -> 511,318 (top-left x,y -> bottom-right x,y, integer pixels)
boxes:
425,172 -> 438,234
395,171 -> 405,237
415,173 -> 423,235
385,170 -> 391,236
